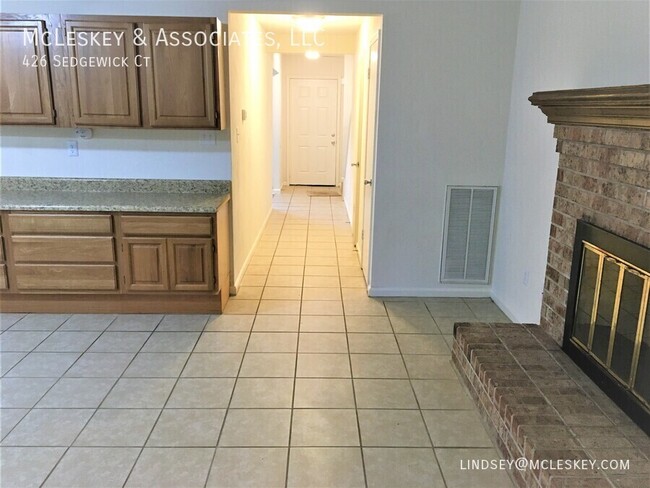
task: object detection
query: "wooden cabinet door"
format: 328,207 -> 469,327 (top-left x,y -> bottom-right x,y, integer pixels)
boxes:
0,19 -> 55,124
168,238 -> 213,291
64,18 -> 140,126
123,238 -> 168,291
141,21 -> 216,128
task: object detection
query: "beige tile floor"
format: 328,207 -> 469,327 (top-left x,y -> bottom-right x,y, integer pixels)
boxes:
0,186 -> 514,487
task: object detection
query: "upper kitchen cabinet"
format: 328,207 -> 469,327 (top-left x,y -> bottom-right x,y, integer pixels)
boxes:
63,17 -> 141,126
0,17 -> 55,125
0,14 -> 228,129
140,20 -> 217,128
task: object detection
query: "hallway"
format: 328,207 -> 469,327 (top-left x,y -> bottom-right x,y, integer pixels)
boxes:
0,187 -> 514,487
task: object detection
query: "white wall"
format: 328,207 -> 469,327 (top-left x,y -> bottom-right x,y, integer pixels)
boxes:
272,53 -> 282,192
1,0 -> 522,298
0,127 -> 232,179
228,12 -> 274,288
368,1 -> 519,296
491,0 -> 650,323
341,53 -> 355,220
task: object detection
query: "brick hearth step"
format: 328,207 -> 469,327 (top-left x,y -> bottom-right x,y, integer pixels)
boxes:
452,322 -> 649,488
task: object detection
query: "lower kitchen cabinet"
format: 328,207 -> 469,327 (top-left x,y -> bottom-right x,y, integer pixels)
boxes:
168,238 -> 214,292
123,238 -> 169,292
0,199 -> 230,313
123,237 -> 214,292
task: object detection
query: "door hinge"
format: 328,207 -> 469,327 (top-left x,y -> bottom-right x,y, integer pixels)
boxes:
367,67 -> 370,79
213,275 -> 217,286
52,109 -> 57,120
212,243 -> 216,253
361,230 -> 364,240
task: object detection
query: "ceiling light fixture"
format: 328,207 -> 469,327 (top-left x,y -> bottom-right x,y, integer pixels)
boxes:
305,50 -> 321,60
293,15 -> 325,33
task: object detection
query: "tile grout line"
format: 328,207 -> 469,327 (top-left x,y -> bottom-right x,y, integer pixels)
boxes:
201,192 -> 291,488
34,313 -> 148,487
335,195 -> 369,488
0,314 -> 71,443
2,313 -> 79,379
2,314 -> 122,448
285,186 -> 309,488
81,316 -> 200,486
387,305 -> 451,488
112,314 -> 204,488
1,191 -> 513,487
80,316 -> 171,488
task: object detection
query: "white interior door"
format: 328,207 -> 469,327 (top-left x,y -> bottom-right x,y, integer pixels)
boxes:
361,37 -> 381,279
288,78 -> 338,186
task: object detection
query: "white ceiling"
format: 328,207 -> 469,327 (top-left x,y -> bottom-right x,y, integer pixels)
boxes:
255,13 -> 368,36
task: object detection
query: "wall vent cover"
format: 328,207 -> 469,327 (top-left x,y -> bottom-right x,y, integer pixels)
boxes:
441,186 -> 498,284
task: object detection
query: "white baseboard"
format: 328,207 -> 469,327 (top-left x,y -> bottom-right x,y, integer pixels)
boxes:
233,206 -> 273,294
368,287 -> 492,298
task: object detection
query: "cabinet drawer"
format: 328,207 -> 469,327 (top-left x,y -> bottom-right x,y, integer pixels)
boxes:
12,236 -> 115,263
8,214 -> 113,235
121,216 -> 212,237
0,264 -> 7,290
15,264 -> 117,291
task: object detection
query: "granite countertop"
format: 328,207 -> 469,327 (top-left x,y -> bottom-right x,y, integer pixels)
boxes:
0,178 -> 231,213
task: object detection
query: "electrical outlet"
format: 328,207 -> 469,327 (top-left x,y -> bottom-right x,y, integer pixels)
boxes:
74,128 -> 93,139
67,140 -> 79,157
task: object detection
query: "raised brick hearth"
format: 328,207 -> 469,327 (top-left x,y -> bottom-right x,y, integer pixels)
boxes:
452,323 -> 650,488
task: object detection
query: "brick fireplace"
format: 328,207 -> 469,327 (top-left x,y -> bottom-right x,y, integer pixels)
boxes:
531,85 -> 650,428
452,85 -> 649,488
538,126 -> 649,345
529,85 -> 649,345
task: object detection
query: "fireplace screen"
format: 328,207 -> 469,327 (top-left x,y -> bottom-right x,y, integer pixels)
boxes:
565,221 -> 649,431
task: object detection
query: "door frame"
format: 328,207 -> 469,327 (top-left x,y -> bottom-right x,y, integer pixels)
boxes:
357,31 -> 382,287
286,76 -> 342,186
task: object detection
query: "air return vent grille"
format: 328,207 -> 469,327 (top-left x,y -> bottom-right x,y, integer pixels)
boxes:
441,186 -> 498,284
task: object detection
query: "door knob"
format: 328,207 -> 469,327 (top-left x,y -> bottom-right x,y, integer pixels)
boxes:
351,162 -> 359,167
364,179 -> 373,186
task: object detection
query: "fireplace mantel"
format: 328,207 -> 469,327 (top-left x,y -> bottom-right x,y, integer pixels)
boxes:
529,84 -> 650,130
